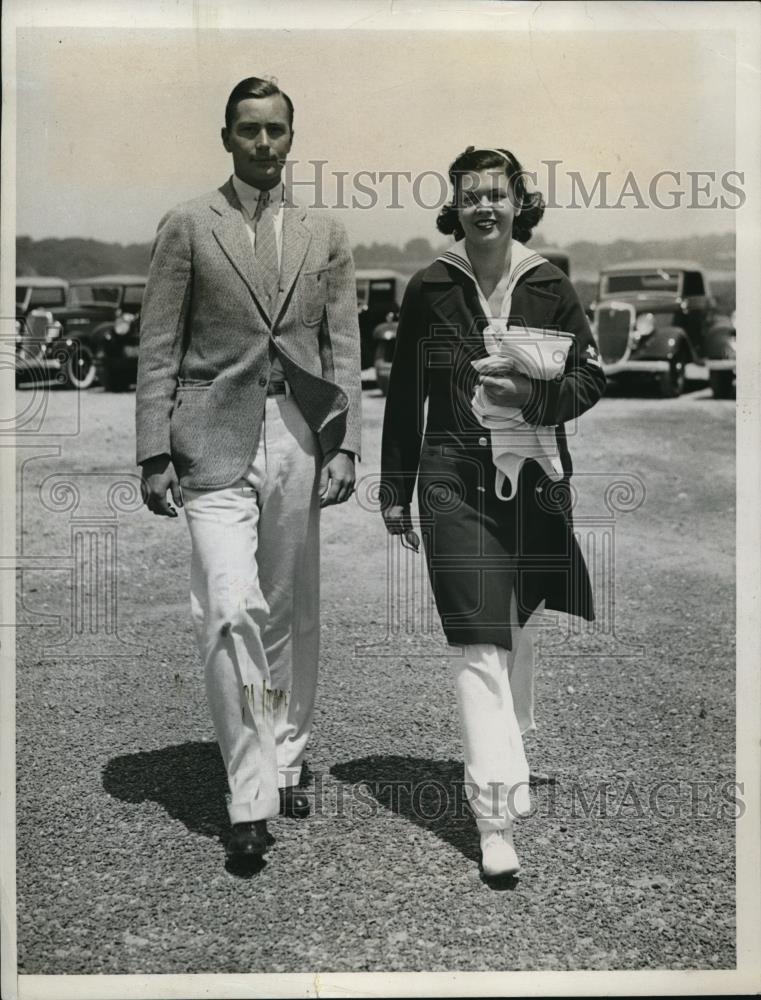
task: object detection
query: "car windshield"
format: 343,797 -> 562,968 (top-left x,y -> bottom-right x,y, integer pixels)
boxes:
68,285 -> 121,307
602,271 -> 681,295
29,287 -> 67,307
16,286 -> 30,306
356,280 -> 369,308
122,286 -> 145,308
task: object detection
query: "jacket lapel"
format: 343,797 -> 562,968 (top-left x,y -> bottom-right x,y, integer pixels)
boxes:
511,269 -> 561,328
210,181 -> 272,322
273,204 -> 311,326
422,259 -> 489,360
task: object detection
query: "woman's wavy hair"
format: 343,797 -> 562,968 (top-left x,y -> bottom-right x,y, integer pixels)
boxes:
436,146 -> 545,244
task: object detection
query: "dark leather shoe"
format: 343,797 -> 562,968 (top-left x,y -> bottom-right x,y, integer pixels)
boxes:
279,786 -> 310,819
529,771 -> 555,786
226,820 -> 269,860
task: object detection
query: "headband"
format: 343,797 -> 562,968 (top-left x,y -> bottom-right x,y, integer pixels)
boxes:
463,146 -> 514,164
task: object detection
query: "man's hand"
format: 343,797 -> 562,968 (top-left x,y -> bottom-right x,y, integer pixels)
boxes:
319,451 -> 356,508
141,454 -> 183,517
480,373 -> 533,408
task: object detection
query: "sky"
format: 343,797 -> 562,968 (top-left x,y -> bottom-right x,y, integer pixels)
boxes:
13,13 -> 740,250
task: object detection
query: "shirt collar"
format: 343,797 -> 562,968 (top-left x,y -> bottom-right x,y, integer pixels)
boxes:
231,174 -> 284,218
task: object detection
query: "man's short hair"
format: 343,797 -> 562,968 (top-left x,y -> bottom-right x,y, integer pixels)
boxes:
224,77 -> 295,130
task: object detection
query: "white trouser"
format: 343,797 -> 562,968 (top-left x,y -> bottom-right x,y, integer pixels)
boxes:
453,596 -> 540,830
183,393 -> 321,824
508,616 -> 536,738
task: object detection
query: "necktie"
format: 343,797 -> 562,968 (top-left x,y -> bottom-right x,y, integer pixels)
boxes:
254,189 -> 279,310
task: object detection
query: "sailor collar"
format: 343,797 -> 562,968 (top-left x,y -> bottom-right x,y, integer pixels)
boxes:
432,239 -> 548,320
422,239 -> 555,290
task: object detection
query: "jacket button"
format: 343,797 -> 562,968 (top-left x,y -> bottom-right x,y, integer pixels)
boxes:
478,436 -> 487,447
259,376 -> 267,387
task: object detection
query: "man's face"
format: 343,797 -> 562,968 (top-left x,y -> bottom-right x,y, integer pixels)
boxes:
221,94 -> 293,189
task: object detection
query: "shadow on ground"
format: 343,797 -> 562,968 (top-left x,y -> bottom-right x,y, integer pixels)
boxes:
102,740 -> 228,840
331,754 -> 481,863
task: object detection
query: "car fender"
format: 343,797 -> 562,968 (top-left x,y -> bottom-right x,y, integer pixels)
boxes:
63,320 -> 102,349
635,326 -> 690,362
703,318 -> 735,360
86,320 -> 115,348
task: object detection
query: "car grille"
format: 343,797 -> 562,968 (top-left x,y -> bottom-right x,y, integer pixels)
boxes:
26,310 -> 52,342
596,303 -> 633,364
17,310 -> 52,362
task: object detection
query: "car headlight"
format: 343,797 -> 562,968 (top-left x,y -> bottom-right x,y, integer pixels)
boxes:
628,312 -> 655,349
635,313 -> 656,336
45,320 -> 62,343
114,312 -> 135,335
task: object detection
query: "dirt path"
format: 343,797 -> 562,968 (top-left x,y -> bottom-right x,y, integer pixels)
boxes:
15,382 -> 736,973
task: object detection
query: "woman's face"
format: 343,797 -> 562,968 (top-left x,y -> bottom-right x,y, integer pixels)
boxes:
457,168 -> 520,247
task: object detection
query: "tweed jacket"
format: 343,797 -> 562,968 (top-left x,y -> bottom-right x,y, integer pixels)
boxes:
135,178 -> 362,489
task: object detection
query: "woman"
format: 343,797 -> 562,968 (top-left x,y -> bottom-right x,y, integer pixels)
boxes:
380,146 -> 605,878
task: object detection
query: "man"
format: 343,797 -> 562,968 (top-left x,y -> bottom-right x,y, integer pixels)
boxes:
136,77 -> 361,866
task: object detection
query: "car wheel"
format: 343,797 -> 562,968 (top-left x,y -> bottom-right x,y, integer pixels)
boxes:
709,370 -> 735,399
64,346 -> 97,389
657,352 -> 686,398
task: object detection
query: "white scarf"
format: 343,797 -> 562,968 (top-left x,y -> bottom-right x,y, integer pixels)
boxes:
437,240 -> 571,500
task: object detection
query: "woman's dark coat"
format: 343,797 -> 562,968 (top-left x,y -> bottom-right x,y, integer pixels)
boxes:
380,251 -> 607,648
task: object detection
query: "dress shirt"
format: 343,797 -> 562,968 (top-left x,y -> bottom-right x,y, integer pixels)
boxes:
232,174 -> 355,460
231,173 -> 285,264
231,174 -> 285,380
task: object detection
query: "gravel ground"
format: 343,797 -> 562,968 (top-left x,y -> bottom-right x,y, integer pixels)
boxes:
15,377 -> 735,974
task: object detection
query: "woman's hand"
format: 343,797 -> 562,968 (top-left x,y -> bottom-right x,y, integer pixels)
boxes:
382,505 -> 420,551
383,504 -> 413,535
480,373 -> 532,407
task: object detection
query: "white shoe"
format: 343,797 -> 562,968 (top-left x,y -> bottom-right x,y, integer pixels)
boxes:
480,828 -> 521,878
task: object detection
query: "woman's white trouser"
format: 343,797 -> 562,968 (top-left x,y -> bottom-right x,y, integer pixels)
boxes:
453,597 -> 538,830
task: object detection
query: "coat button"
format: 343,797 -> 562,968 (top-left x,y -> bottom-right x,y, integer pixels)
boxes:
478,436 -> 487,447
259,376 -> 267,387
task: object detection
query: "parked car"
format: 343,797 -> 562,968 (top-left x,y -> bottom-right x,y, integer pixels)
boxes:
704,309 -> 736,399
90,280 -> 147,392
371,249 -> 570,396
15,277 -> 69,385
355,270 -> 407,372
93,269 -> 401,392
592,260 -> 735,398
19,275 -> 146,389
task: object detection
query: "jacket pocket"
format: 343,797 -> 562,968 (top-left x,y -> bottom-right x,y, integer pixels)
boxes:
299,268 -> 329,327
177,378 -> 214,390
170,385 -> 209,473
